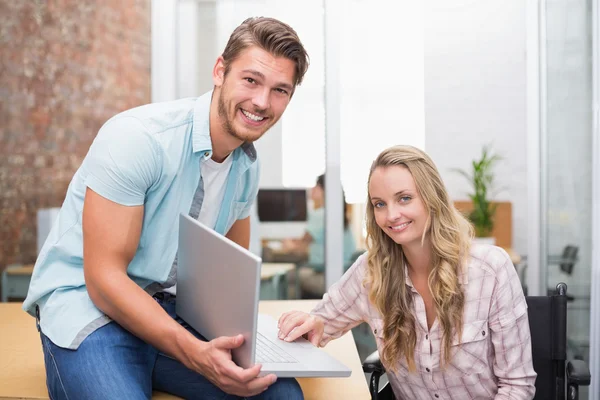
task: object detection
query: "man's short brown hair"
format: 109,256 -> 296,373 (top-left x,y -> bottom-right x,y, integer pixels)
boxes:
222,17 -> 310,87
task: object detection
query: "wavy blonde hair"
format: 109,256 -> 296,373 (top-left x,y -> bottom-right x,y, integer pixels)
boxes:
365,145 -> 473,372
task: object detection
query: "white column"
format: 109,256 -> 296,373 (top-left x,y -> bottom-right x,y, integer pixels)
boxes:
324,0 -> 344,290
526,0 -> 544,296
176,0 -> 199,98
151,0 -> 178,102
589,0 -> 600,397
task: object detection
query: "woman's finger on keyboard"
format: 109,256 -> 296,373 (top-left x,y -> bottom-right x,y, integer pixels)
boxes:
277,310 -> 300,328
286,315 -> 324,345
278,311 -> 309,340
283,315 -> 318,342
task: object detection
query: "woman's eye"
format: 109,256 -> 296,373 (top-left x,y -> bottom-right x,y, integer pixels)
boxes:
374,202 -> 385,208
400,196 -> 411,203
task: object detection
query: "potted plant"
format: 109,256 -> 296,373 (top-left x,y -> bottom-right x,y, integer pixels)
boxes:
453,145 -> 501,243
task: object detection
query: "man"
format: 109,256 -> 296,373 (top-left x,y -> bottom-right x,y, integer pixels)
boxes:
23,17 -> 309,399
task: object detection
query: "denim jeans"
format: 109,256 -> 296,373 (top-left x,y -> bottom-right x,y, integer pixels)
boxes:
39,294 -> 304,400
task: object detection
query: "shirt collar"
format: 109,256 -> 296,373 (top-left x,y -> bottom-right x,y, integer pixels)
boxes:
192,90 -> 258,163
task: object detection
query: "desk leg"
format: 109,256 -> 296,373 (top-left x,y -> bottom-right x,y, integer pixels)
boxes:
272,275 -> 280,300
278,274 -> 288,300
295,266 -> 301,300
1,271 -> 7,302
260,280 -> 274,300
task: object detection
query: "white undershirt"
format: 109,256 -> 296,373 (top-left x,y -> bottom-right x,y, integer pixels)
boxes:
197,153 -> 234,228
164,153 -> 233,295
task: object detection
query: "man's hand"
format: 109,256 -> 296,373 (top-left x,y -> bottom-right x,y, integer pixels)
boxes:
189,334 -> 278,397
277,311 -> 324,346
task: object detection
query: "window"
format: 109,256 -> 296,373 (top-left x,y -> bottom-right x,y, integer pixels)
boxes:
281,0 -> 425,203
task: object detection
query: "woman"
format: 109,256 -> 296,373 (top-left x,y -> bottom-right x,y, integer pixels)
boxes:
282,174 -> 357,297
278,146 -> 536,399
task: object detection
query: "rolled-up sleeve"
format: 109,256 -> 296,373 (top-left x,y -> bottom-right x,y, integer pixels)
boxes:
488,250 -> 537,399
83,116 -> 162,206
310,254 -> 370,346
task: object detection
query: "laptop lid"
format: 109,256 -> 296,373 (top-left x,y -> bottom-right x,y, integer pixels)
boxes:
176,213 -> 260,368
176,213 -> 351,378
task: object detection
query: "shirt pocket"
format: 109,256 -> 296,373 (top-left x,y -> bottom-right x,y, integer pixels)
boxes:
447,319 -> 490,376
370,318 -> 385,344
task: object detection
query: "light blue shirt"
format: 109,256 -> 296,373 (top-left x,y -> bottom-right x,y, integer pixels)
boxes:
305,208 -> 357,272
23,91 -> 260,349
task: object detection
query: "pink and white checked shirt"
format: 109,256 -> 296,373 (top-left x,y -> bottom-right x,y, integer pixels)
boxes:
311,244 -> 536,399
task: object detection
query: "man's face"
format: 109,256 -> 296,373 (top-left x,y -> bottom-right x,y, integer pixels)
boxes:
213,46 -> 296,143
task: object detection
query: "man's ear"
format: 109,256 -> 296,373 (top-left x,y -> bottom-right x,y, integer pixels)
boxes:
213,56 -> 226,86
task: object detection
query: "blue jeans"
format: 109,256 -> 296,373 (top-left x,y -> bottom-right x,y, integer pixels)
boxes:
39,294 -> 303,400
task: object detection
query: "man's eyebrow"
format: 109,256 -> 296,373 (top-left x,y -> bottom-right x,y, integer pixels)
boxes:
242,69 -> 265,79
242,69 -> 293,92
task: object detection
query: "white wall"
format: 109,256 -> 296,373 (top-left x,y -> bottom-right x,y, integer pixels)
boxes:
424,1 -> 528,256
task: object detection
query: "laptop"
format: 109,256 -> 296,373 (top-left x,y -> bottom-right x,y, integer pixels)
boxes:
176,213 -> 351,378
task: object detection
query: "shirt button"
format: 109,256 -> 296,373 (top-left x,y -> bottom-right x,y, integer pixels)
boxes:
426,367 -> 430,372
482,331 -> 486,336
434,395 -> 439,398
425,334 -> 429,340
204,152 -> 210,157
374,329 -> 377,335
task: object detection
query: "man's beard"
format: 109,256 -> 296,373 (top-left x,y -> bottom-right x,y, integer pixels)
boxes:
217,92 -> 244,141
217,88 -> 270,143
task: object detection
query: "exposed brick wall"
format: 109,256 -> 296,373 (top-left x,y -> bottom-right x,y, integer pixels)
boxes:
0,1 -> 151,269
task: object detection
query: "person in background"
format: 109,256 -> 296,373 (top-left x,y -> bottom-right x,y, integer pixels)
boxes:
278,145 -> 536,399
23,17 -> 309,400
282,174 -> 357,298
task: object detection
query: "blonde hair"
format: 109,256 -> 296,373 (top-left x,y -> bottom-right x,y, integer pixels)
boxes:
365,145 -> 473,372
222,17 -> 309,87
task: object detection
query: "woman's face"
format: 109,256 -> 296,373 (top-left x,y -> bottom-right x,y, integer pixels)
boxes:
368,165 -> 429,247
310,184 -> 324,209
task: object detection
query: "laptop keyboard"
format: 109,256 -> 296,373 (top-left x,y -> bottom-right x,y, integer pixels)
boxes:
255,332 -> 298,364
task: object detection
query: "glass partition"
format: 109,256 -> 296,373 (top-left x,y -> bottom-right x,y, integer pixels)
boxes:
543,2 -> 593,398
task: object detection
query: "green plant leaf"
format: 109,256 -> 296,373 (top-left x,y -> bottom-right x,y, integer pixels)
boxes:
452,145 -> 502,238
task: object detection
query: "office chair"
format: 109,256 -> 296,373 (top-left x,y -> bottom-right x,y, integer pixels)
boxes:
362,283 -> 591,400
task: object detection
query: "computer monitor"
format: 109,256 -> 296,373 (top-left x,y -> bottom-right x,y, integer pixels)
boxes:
256,189 -> 307,222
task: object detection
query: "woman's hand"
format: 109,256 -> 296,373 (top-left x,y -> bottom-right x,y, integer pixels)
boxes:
281,238 -> 294,251
277,310 -> 325,346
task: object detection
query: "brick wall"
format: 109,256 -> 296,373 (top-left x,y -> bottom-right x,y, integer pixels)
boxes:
0,1 -> 151,268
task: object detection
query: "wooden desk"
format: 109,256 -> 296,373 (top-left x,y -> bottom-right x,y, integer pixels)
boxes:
261,263 -> 295,281
0,303 -> 47,399
260,263 -> 296,300
1,264 -> 34,302
0,301 -> 369,400
261,240 -> 307,265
